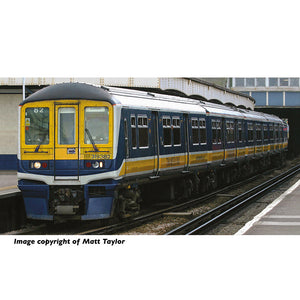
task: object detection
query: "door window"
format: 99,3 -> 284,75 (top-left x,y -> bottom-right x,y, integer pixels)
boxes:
58,107 -> 75,145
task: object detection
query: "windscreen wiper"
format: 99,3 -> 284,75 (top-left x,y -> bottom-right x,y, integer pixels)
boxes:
34,131 -> 49,153
85,128 -> 99,152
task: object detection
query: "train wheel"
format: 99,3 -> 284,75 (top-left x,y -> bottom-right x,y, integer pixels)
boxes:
183,178 -> 193,199
230,167 -> 238,183
117,187 -> 142,218
209,170 -> 218,190
199,174 -> 209,194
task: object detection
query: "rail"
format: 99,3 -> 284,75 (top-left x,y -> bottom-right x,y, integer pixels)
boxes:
77,171 -> 277,235
165,164 -> 300,235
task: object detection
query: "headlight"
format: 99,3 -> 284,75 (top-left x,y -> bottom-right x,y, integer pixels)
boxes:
85,161 -> 104,169
33,161 -> 41,169
30,161 -> 48,169
92,161 -> 104,168
92,161 -> 99,168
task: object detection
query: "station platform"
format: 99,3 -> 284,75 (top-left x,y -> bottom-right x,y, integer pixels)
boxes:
236,178 -> 300,235
0,171 -> 19,198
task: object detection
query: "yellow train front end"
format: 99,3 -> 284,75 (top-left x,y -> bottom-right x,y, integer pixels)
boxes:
17,83 -> 118,220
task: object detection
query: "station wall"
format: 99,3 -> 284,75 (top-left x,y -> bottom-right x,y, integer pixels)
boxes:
240,91 -> 300,107
0,94 -> 21,170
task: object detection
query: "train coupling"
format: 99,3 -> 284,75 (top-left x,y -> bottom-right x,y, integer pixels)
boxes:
51,187 -> 84,215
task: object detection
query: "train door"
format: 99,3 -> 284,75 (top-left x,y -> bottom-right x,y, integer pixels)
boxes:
151,111 -> 160,177
234,119 -> 238,160
54,103 -> 79,180
123,117 -> 129,176
125,111 -> 155,177
222,118 -> 226,163
183,114 -> 190,171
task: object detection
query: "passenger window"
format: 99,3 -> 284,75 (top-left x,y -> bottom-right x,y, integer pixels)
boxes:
212,119 -> 222,144
269,124 -> 274,141
275,124 -> 279,141
138,115 -> 149,148
226,121 -> 235,143
263,124 -> 268,142
280,126 -> 283,142
212,121 -> 217,144
199,119 -> 207,144
173,117 -> 181,146
192,118 -> 199,145
256,123 -> 262,141
131,116 -> 137,148
217,121 -> 222,144
238,122 -> 243,143
163,116 -> 171,146
247,123 -> 254,142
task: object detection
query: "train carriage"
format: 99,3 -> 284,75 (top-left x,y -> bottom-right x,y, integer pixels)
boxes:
17,82 -> 288,220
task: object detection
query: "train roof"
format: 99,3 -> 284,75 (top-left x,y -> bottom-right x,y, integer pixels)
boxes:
21,82 -> 283,124
108,86 -> 282,123
20,82 -> 113,104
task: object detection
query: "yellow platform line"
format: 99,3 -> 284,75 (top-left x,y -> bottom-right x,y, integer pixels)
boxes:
0,185 -> 18,191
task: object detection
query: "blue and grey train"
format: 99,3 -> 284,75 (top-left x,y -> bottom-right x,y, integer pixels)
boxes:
17,82 -> 288,220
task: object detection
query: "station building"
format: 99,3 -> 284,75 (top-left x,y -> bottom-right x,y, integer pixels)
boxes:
231,77 -> 300,156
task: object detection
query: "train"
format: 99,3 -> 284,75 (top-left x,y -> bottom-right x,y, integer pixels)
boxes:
17,82 -> 288,221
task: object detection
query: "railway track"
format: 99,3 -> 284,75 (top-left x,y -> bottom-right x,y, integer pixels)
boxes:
165,164 -> 300,235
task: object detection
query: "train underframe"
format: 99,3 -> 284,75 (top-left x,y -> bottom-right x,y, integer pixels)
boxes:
115,151 -> 287,218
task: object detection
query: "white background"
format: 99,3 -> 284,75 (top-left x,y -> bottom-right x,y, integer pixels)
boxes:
1,1 -> 300,299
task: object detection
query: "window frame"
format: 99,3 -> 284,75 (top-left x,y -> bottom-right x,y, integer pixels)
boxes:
191,117 -> 200,145
130,115 -> 137,149
263,124 -> 268,143
24,106 -> 50,146
58,107 -> 76,145
237,121 -> 243,143
255,123 -> 262,142
172,116 -> 181,146
247,122 -> 254,142
84,106 -> 110,145
162,116 -> 172,147
137,114 -> 149,149
212,119 -> 222,145
226,120 -> 235,144
269,124 -> 274,142
199,118 -> 207,145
